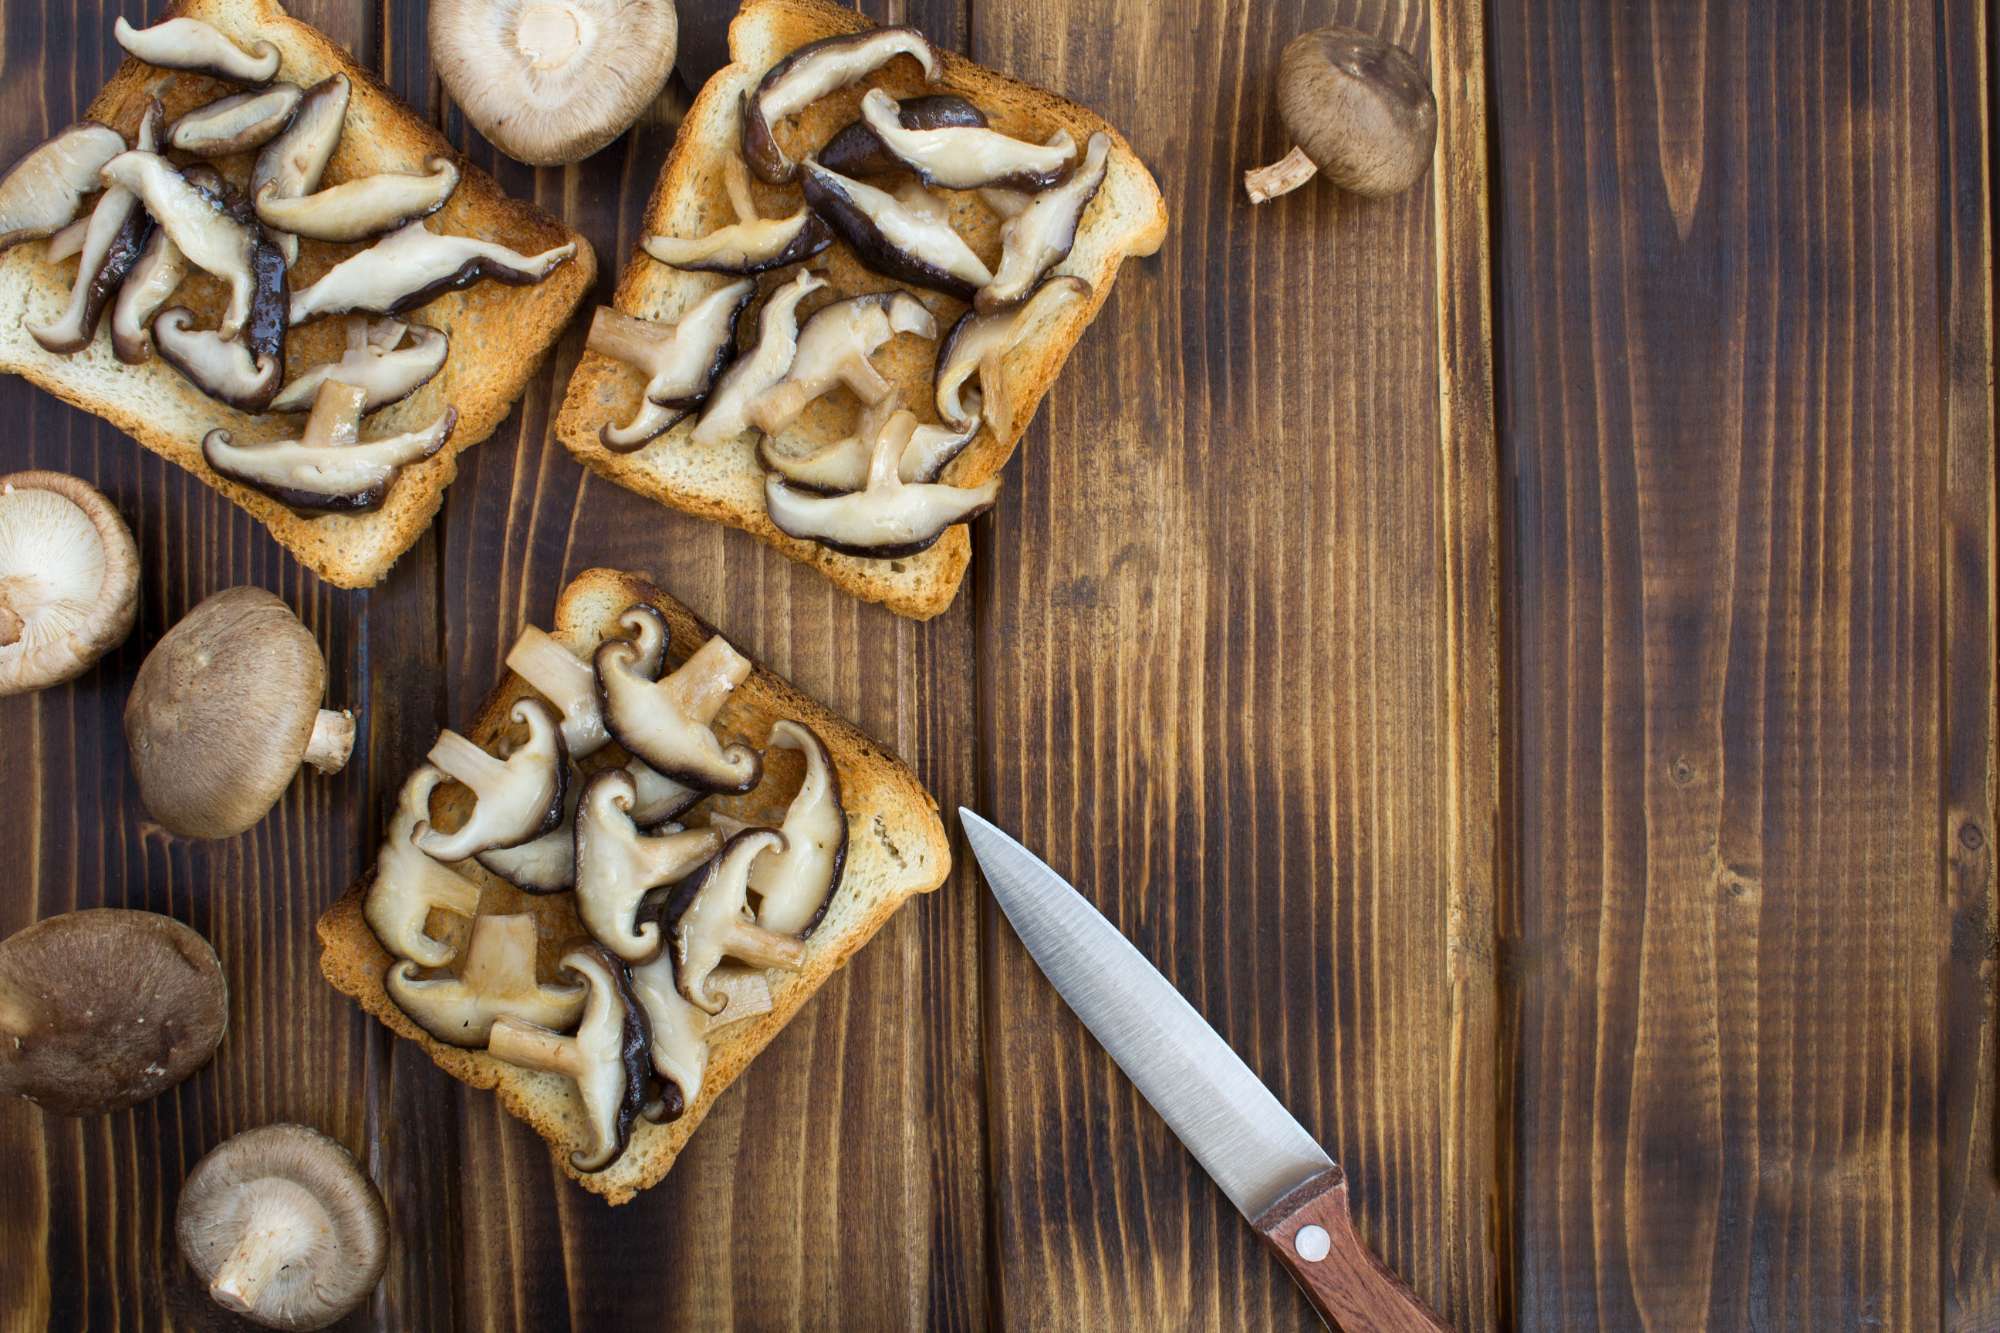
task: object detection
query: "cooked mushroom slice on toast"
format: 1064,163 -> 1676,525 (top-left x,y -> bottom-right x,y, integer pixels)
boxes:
705,720 -> 847,935
27,103 -> 161,355
642,154 -> 831,276
0,122 -> 126,252
506,617 -> 666,756
253,74 -> 349,266
110,224 -> 189,363
596,617 -> 762,793
114,15 -> 281,83
817,94 -> 989,177
800,160 -> 993,301
767,407 -> 999,558
169,85 -> 302,157
935,273 -> 1091,434
740,26 -> 941,184
289,220 -> 578,324
857,88 -> 1075,192
476,759 -> 694,893
672,829 -> 807,1014
156,308 -> 284,413
270,317 -> 447,413
689,268 -> 825,448
43,216 -> 89,262
386,913 -> 586,1047
255,158 -> 460,243
414,697 -> 569,861
573,769 -> 724,963
100,150 -> 263,340
747,290 -> 936,434
629,951 -> 772,1121
760,399 -> 978,493
978,131 -> 1110,312
364,764 -> 484,968
202,381 -> 456,513
586,279 -> 756,451
628,756 -> 702,826
486,947 -> 649,1172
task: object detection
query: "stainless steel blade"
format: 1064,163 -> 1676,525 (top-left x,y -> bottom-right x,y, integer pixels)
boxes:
959,808 -> 1333,1220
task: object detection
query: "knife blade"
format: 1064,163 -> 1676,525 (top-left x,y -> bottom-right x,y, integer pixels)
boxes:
959,808 -> 1449,1332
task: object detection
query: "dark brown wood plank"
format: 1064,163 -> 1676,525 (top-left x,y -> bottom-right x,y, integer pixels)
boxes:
970,0 -> 1500,1326
1490,0 -> 1995,1326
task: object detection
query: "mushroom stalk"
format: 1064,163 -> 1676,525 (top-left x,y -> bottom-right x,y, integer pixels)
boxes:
488,1015 -> 585,1079
1243,145 -> 1318,204
304,709 -> 355,772
207,1181 -> 325,1315
429,729 -> 512,791
722,918 -> 805,971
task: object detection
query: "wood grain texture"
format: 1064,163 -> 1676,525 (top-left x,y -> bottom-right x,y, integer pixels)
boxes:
1491,0 -> 1996,1327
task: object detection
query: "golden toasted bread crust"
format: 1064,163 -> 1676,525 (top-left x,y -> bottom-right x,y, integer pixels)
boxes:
316,568 -> 952,1203
552,0 -> 1168,619
0,0 -> 596,588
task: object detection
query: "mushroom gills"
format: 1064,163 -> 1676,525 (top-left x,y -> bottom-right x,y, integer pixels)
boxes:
114,15 -> 281,83
255,158 -> 461,242
363,764 -> 485,968
642,154 -> 831,276
289,220 -> 578,324
0,122 -> 126,252
155,308 -> 284,413
857,88 -> 1076,191
202,380 -> 456,514
740,26 -> 942,183
689,268 -> 825,448
414,697 -> 570,860
747,290 -> 937,435
270,317 -> 448,414
169,85 -> 303,157
596,624 -> 762,793
816,94 -> 989,177
799,160 -> 992,301
486,948 -> 650,1172
110,224 -> 189,364
629,952 -> 772,1120
760,404 -> 977,493
671,829 -> 807,1015
587,280 -> 756,452
253,74 -> 350,267
386,913 -> 585,1047
765,407 -> 999,558
573,768 -> 724,962
934,273 -> 1091,433
978,131 -> 1110,313
27,104 -> 163,356
0,472 -> 140,696
100,150 -> 262,340
709,719 -> 847,935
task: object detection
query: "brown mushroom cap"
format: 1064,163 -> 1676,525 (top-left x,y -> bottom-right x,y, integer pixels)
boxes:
1243,25 -> 1437,203
0,909 -> 227,1115
0,471 -> 140,697
124,587 -> 356,839
176,1123 -> 388,1330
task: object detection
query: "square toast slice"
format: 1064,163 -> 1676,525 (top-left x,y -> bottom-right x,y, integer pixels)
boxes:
552,0 -> 1168,620
316,567 -> 952,1203
0,0 -> 596,588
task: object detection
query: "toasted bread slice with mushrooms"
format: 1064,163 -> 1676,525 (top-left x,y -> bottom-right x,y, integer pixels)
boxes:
0,0 -> 594,589
552,0 -> 1167,620
314,567 -> 952,1203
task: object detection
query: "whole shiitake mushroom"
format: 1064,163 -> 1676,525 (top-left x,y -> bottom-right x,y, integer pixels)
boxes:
1243,25 -> 1438,204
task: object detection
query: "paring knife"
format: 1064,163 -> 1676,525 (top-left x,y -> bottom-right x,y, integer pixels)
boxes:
959,809 -> 1449,1333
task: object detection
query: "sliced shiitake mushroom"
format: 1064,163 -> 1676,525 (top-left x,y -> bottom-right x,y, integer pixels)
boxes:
573,768 -> 723,962
110,223 -> 189,364
817,94 -> 988,178
759,398 -> 977,493
670,829 -> 805,1014
641,154 -> 831,277
689,268 -> 825,448
486,947 -> 649,1172
169,85 -> 302,158
935,273 -> 1090,435
800,159 -> 992,301
363,764 -> 483,968
586,279 -> 756,451
765,406 -> 998,558
476,759 -> 694,893
27,103 -> 162,355
289,220 -> 577,324
253,74 -> 349,267
629,952 -> 771,1121
0,121 -> 126,252
978,130 -> 1109,312
100,150 -> 262,340
203,381 -> 456,513
415,697 -> 569,861
747,290 -> 936,434
505,614 -> 666,757
155,308 -> 284,413
739,26 -> 941,184
386,913 -> 585,1047
254,158 -> 460,243
857,88 -> 1075,192
114,15 -> 281,84
269,317 -> 447,414
708,720 -> 847,935
595,609 -> 761,793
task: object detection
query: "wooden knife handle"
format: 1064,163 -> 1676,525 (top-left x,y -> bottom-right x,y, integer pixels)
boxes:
1253,1166 -> 1451,1332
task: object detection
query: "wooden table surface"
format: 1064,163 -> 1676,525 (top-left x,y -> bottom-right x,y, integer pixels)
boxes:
1,0 -> 1995,1328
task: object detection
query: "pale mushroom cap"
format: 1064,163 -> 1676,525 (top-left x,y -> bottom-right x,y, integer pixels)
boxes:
0,908 -> 227,1115
0,471 -> 139,697
176,1123 -> 388,1331
430,0 -> 679,166
124,586 -> 339,838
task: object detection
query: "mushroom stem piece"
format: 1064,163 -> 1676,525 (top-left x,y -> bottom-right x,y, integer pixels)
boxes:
1242,25 -> 1438,203
209,1185 -> 322,1314
304,710 -> 356,772
673,829 -> 807,1014
416,698 -> 569,860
